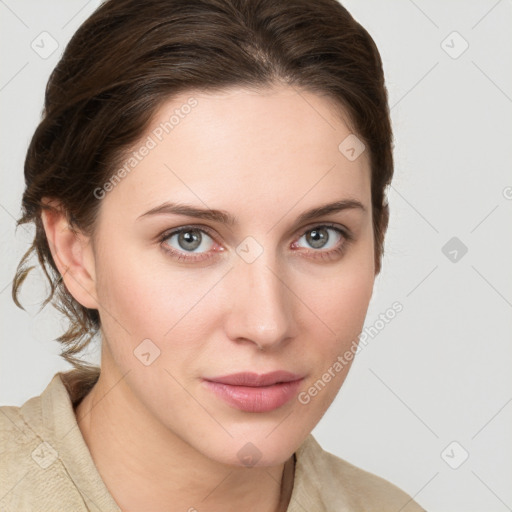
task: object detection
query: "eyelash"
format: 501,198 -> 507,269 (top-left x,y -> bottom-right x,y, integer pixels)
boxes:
158,223 -> 354,263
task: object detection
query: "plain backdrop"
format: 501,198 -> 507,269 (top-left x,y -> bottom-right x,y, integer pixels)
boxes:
1,1 -> 511,511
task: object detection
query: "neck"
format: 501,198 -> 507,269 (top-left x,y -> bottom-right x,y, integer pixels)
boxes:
74,365 -> 295,512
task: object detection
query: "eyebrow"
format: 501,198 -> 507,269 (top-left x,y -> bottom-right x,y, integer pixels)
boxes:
137,199 -> 366,226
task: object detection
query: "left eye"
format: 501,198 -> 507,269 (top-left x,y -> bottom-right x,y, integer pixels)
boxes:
294,225 -> 344,251
163,228 -> 215,253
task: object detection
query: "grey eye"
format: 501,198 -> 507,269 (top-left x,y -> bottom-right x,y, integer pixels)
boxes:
164,229 -> 215,253
297,227 -> 342,250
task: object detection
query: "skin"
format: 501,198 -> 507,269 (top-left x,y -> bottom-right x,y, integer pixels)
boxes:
42,84 -> 376,512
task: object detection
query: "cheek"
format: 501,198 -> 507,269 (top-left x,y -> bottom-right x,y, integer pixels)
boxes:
294,238 -> 375,395
299,242 -> 374,343
299,273 -> 373,387
293,271 -> 374,421
94,243 -> 221,360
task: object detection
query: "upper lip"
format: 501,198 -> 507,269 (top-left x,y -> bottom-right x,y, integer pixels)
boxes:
204,371 -> 304,387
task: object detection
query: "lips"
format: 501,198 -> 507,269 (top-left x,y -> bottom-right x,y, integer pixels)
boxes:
202,371 -> 305,413
205,371 -> 303,387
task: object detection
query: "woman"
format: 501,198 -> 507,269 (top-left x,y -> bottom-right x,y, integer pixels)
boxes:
1,0 -> 425,510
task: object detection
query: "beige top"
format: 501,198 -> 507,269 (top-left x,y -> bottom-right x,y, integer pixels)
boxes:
0,371 -> 425,511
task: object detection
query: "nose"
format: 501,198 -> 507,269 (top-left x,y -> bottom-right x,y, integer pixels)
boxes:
223,251 -> 297,351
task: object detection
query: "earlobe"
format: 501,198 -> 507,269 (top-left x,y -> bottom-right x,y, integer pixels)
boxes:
40,201 -> 98,310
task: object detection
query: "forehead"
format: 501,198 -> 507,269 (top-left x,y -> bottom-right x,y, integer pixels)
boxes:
100,85 -> 371,224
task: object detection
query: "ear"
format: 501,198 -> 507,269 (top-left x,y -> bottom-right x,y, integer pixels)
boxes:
40,200 -> 98,310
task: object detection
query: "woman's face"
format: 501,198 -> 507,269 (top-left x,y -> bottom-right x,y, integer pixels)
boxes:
90,84 -> 375,467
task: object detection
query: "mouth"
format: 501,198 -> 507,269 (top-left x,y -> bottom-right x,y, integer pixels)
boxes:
202,371 -> 305,413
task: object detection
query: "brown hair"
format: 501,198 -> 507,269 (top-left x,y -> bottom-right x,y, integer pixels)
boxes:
13,0 -> 394,375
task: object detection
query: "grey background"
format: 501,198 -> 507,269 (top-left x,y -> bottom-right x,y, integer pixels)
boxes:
1,1 -> 511,510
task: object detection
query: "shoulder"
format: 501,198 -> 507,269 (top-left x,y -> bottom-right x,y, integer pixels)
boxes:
292,434 -> 426,512
0,375 -> 94,511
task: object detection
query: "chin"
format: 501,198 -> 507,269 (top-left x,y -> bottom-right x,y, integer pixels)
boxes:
191,425 -> 301,469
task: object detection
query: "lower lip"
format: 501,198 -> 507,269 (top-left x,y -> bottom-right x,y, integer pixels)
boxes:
203,379 -> 303,413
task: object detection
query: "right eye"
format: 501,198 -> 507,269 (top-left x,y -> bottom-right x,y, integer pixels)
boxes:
159,226 -> 223,262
